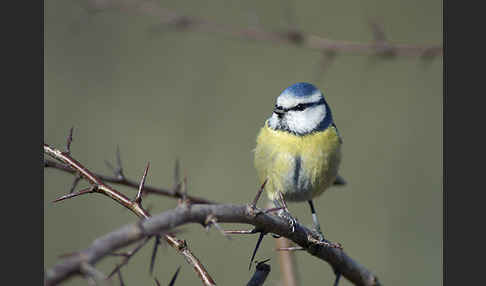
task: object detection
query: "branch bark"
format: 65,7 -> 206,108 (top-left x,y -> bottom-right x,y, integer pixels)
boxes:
81,0 -> 442,59
46,203 -> 381,286
44,143 -> 216,286
44,158 -> 214,204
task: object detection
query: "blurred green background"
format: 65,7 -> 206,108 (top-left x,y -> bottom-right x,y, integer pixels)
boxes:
44,0 -> 442,285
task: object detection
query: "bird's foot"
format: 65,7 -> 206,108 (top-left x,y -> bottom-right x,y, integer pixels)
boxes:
311,222 -> 325,241
278,209 -> 298,233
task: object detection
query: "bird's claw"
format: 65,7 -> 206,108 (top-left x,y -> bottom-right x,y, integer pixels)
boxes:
312,223 -> 325,241
278,209 -> 298,233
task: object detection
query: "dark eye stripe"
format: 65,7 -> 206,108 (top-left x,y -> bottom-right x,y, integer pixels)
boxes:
281,98 -> 325,112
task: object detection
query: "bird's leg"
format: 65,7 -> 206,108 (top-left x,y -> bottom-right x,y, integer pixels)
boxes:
273,194 -> 298,233
308,200 -> 325,241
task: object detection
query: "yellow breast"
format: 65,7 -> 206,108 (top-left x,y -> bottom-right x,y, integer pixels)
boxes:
254,121 -> 342,202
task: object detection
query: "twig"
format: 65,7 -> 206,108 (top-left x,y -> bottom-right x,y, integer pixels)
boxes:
46,203 -> 381,286
82,0 -> 442,58
44,158 -> 214,204
44,143 -> 216,286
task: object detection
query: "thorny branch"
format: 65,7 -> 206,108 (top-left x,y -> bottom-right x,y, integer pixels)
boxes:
44,158 -> 214,204
45,202 -> 381,286
44,128 -> 379,285
44,143 -> 216,286
81,0 -> 442,59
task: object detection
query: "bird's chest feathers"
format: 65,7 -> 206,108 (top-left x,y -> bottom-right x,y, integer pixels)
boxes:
254,124 -> 341,201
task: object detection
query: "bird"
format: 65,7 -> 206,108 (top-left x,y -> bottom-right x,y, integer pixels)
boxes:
253,82 -> 344,239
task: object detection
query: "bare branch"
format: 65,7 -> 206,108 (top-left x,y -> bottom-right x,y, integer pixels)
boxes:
81,1 -> 442,58
44,143 -> 216,286
45,158 -> 214,203
46,204 -> 381,286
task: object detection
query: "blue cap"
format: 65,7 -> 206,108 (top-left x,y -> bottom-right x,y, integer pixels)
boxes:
281,82 -> 319,98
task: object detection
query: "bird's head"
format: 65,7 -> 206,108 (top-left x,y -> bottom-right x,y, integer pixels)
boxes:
268,82 -> 333,135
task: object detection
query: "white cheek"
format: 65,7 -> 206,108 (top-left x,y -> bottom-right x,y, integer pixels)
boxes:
267,113 -> 279,129
287,106 -> 326,133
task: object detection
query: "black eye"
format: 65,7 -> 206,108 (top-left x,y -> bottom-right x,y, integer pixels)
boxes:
294,104 -> 306,111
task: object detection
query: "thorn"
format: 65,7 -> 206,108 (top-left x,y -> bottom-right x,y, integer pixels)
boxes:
149,235 -> 161,275
174,157 -> 180,185
53,186 -> 97,203
69,174 -> 82,193
275,246 -> 304,251
116,145 -> 123,174
66,127 -> 74,154
251,178 -> 268,208
317,49 -> 337,78
104,160 -> 116,174
168,266 -> 181,286
249,232 -> 266,270
256,258 -> 271,266
369,19 -> 387,42
285,29 -> 304,45
182,177 -> 188,199
333,271 -> 342,286
117,269 -> 125,286
205,215 -> 231,240
263,207 -> 284,214
135,162 -> 150,204
178,176 -> 189,205
277,191 -> 289,212
80,262 -> 107,283
105,145 -> 125,179
108,237 -> 151,278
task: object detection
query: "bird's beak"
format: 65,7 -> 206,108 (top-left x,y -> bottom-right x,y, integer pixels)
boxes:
273,106 -> 285,116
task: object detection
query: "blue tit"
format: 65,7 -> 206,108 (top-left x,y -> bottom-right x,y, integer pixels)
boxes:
254,82 -> 344,237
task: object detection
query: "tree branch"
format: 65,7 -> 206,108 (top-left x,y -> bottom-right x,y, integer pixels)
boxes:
45,203 -> 381,286
44,143 -> 216,286
44,158 -> 214,204
81,0 -> 442,59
